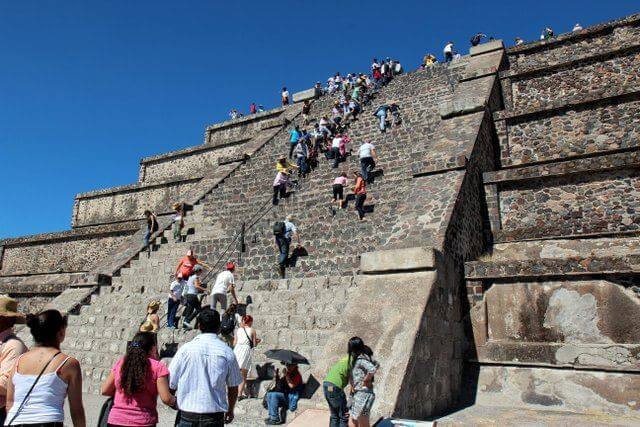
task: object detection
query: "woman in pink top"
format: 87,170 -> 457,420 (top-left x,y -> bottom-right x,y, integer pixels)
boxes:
332,172 -> 348,212
101,332 -> 176,426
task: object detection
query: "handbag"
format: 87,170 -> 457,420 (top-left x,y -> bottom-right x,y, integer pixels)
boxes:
96,397 -> 114,427
7,351 -> 61,426
242,327 -> 254,349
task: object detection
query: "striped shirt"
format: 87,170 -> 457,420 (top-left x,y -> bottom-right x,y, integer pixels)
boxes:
169,333 -> 242,414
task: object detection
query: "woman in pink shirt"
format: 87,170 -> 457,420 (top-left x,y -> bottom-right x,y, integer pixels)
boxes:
101,332 -> 176,426
332,172 -> 348,212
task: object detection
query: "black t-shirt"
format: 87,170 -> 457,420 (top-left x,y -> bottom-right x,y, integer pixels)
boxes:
147,215 -> 159,232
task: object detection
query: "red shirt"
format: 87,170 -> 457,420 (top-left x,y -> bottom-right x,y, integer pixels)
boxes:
354,177 -> 367,195
177,256 -> 197,278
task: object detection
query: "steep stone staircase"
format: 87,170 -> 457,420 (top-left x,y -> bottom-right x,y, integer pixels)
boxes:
195,63 -> 468,281
57,57 -> 476,427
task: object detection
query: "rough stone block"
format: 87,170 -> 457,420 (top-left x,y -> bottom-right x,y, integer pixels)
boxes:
360,247 -> 435,273
470,39 -> 504,56
292,88 -> 317,103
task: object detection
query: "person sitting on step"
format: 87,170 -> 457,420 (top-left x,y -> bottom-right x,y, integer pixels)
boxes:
265,363 -> 304,425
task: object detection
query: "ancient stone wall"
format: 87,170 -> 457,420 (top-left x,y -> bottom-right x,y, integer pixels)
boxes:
203,108 -> 284,144
486,151 -> 640,240
0,227 -> 136,275
507,16 -> 640,72
138,141 -> 244,183
498,168 -> 639,237
73,178 -> 201,227
509,50 -> 640,110
498,93 -> 640,166
463,13 -> 640,420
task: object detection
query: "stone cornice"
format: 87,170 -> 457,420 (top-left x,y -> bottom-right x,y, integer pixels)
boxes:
506,13 -> 640,55
502,43 -> 640,80
204,107 -> 285,133
493,87 -> 640,122
483,149 -> 640,185
0,223 -> 139,246
75,176 -> 202,200
140,137 -> 251,165
465,254 -> 640,280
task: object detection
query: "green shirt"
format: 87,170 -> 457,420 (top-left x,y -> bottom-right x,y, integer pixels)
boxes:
324,356 -> 350,389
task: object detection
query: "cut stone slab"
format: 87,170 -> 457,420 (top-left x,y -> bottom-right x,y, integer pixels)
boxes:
470,39 -> 505,56
292,88 -> 317,103
360,247 -> 435,273
288,408 -> 330,427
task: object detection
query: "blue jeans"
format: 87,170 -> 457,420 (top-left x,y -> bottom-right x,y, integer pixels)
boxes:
167,297 -> 180,328
144,229 -> 152,246
176,410 -> 224,426
323,382 -> 348,427
289,141 -> 298,159
267,391 -> 299,421
275,236 -> 291,267
376,110 -> 386,131
360,157 -> 375,182
332,147 -> 341,168
296,155 -> 307,176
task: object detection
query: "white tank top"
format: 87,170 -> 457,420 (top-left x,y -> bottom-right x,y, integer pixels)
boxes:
5,355 -> 70,424
235,327 -> 254,347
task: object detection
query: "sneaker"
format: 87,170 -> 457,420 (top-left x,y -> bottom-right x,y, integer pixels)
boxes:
182,322 -> 192,330
264,419 -> 282,425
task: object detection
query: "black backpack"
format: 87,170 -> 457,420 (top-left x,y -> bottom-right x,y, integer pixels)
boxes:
273,221 -> 286,236
220,314 -> 236,335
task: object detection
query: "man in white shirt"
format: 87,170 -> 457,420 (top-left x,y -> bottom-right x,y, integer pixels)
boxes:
281,87 -> 290,106
170,309 -> 242,426
210,262 -> 238,314
331,135 -> 343,169
443,41 -> 454,62
359,141 -> 377,182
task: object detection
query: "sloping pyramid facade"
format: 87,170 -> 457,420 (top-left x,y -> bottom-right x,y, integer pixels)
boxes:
1,13 -> 639,425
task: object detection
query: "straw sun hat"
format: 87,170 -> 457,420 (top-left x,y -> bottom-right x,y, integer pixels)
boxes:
0,296 -> 26,323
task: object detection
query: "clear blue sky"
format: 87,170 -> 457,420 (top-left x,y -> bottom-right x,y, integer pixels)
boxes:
1,1 -> 637,238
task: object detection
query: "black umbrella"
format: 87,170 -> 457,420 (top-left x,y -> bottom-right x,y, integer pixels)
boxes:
264,349 -> 310,365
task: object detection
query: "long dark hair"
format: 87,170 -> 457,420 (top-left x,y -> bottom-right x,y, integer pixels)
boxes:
26,310 -> 67,348
347,336 -> 366,372
120,332 -> 155,396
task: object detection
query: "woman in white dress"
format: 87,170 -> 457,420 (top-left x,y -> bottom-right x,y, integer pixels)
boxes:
233,315 -> 261,399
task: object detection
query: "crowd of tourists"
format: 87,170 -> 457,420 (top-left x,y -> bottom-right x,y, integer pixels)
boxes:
0,291 -> 380,427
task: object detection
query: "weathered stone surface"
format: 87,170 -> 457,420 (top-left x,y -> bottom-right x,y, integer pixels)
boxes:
360,247 -> 435,273
490,236 -> 640,261
74,177 -> 201,227
498,92 -> 640,166
139,139 -> 248,183
474,365 -> 640,415
1,229 -> 136,276
470,39 -> 504,56
292,88 -> 317,103
203,107 -> 285,144
507,15 -> 640,72
312,272 -> 445,419
497,168 -> 640,239
469,280 -> 640,370
509,50 -> 640,110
